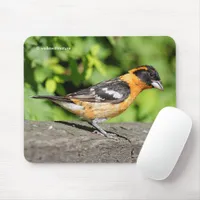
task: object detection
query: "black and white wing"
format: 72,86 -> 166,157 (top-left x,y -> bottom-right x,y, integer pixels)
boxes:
67,78 -> 130,104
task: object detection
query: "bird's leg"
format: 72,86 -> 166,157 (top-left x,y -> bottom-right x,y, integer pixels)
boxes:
89,118 -> 111,137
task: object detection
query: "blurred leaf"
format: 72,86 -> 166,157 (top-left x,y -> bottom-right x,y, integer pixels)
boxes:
27,47 -> 50,66
89,66 -> 121,85
56,83 -> 66,95
44,57 -> 59,66
67,38 -> 85,59
50,64 -> 66,74
85,67 -> 93,80
54,49 -> 69,61
34,67 -> 52,83
69,59 -> 82,86
53,75 -> 65,83
135,90 -> 159,122
107,37 -> 116,46
86,54 -> 106,76
24,84 -> 53,120
45,79 -> 57,93
97,47 -> 111,59
91,44 -> 100,56
93,59 -> 106,76
86,54 -> 94,68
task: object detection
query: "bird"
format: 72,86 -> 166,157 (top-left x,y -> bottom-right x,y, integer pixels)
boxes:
32,65 -> 163,137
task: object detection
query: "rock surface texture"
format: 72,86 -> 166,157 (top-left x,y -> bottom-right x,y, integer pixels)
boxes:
24,121 -> 151,163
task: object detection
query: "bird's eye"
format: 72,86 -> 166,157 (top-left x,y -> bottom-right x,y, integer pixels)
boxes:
149,72 -> 154,77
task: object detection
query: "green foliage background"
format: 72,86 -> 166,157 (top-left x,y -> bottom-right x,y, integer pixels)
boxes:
24,36 -> 176,123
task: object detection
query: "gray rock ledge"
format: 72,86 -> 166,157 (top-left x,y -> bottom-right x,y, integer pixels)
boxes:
24,121 -> 151,163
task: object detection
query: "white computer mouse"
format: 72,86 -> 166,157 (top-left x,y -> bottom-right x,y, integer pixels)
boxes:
136,106 -> 192,180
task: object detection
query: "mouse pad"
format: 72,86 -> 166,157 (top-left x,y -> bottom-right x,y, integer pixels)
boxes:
24,36 -> 176,163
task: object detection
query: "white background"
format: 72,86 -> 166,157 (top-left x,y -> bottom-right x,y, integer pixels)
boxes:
0,0 -> 199,199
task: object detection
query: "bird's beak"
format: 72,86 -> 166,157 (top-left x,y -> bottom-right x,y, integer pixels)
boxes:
151,80 -> 164,90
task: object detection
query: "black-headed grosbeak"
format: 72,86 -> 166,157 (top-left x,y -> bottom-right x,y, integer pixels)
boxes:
33,65 -> 163,137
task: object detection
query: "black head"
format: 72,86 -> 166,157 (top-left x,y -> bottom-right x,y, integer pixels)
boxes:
131,65 -> 163,90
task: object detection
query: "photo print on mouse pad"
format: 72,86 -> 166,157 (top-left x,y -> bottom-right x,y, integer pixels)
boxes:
24,36 -> 176,163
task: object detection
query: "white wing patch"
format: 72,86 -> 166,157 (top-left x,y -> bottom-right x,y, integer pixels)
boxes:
102,88 -> 123,99
95,95 -> 105,101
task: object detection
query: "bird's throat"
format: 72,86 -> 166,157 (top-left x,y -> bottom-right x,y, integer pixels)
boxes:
120,73 -> 151,100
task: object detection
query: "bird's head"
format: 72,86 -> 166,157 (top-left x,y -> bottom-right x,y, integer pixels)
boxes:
129,65 -> 164,91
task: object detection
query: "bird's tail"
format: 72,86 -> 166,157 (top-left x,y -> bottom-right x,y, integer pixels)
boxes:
32,95 -> 82,112
32,95 -> 71,102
